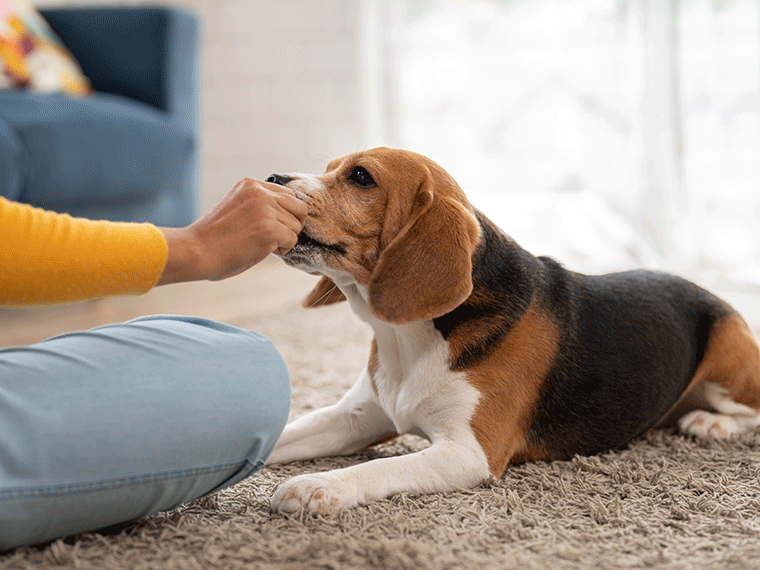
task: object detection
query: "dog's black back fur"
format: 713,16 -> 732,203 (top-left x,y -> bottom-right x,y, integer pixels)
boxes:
434,210 -> 735,460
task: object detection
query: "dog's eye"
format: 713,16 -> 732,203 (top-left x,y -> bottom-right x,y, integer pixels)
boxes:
348,166 -> 376,188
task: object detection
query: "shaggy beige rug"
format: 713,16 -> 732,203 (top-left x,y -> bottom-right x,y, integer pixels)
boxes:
3,302 -> 760,570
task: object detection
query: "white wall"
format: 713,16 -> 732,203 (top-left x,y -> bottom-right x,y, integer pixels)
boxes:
39,0 -> 371,211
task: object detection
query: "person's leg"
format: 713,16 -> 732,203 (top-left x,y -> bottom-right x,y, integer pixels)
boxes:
0,315 -> 290,550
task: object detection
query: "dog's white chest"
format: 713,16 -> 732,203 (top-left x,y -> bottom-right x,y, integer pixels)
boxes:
342,284 -> 481,440
371,321 -> 478,439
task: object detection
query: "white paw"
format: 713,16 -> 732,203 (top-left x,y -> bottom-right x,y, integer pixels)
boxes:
271,472 -> 356,514
678,410 -> 741,438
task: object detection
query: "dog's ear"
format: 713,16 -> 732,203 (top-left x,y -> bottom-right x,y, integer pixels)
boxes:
368,169 -> 480,324
302,276 -> 346,308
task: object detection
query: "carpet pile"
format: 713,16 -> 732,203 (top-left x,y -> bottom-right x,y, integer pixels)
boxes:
3,303 -> 760,569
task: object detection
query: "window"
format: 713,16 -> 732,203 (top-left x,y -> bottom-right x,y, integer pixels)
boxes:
370,0 -> 760,290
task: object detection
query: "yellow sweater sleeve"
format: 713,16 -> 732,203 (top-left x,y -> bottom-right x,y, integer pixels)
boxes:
0,197 -> 169,306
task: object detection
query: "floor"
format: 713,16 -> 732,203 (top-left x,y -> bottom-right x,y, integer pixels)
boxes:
0,257 -> 318,348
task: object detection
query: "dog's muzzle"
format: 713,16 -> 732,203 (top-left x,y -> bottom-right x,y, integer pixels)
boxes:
294,231 -> 347,255
266,174 -> 293,186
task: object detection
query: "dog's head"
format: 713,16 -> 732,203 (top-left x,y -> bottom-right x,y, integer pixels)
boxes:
270,147 -> 481,324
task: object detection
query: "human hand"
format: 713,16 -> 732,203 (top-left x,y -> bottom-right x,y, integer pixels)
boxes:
156,178 -> 308,285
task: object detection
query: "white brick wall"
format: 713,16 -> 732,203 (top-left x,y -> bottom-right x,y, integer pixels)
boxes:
38,0 -> 370,212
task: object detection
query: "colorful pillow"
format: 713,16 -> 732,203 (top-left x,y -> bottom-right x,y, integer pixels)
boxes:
0,0 -> 90,96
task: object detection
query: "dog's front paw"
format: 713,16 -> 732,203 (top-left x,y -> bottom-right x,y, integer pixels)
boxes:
271,472 -> 356,514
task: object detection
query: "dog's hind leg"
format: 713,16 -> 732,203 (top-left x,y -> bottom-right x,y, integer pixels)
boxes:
265,369 -> 397,465
676,313 -> 760,438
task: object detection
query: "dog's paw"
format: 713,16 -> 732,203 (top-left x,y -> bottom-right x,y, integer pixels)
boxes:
677,410 -> 741,439
271,472 -> 356,515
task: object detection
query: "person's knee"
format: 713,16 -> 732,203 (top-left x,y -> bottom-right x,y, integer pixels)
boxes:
150,316 -> 292,457
225,327 -> 292,436
116,315 -> 292,454
183,321 -> 292,485
0,317 -> 293,550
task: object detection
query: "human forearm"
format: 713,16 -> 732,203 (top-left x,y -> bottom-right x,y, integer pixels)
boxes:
0,177 -> 306,304
155,178 -> 307,286
0,198 -> 167,306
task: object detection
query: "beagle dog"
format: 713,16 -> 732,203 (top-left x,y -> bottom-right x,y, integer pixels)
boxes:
266,147 -> 760,514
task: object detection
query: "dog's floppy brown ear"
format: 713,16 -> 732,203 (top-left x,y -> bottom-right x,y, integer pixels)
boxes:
368,173 -> 480,324
302,276 -> 346,308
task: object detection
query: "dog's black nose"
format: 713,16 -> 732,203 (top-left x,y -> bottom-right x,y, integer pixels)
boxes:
266,174 -> 293,186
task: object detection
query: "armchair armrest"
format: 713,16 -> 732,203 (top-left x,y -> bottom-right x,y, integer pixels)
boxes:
40,7 -> 198,129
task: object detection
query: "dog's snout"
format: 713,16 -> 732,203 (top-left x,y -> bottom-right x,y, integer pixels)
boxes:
266,174 -> 293,186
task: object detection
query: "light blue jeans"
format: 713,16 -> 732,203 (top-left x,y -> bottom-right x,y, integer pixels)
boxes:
0,315 -> 290,550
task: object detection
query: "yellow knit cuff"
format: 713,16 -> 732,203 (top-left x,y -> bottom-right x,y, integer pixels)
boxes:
0,198 -> 169,306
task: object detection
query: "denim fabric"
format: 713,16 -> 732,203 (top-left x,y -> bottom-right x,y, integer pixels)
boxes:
0,316 -> 290,550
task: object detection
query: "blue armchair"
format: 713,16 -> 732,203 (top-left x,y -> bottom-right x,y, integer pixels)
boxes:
0,7 -> 199,227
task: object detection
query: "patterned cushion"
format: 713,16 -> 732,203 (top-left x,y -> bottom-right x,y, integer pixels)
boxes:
0,0 -> 89,96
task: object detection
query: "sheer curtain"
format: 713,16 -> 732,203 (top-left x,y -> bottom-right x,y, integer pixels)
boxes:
375,0 -> 760,290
